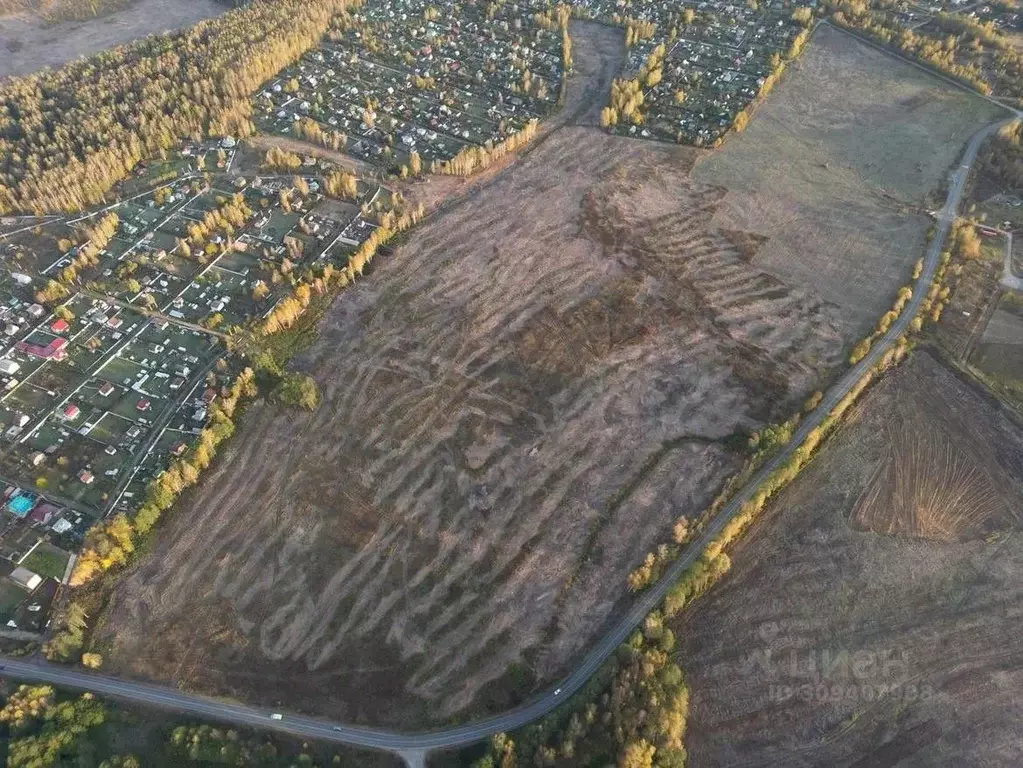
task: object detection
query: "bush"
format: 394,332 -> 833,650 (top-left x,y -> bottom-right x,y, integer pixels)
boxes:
271,373 -> 321,411
81,653 -> 103,669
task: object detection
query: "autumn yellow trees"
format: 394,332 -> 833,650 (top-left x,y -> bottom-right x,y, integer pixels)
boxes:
264,146 -> 303,171
603,79 -> 644,128
954,220 -> 983,261
983,120 -> 1023,191
473,624 -> 688,767
68,514 -> 135,587
849,284 -> 913,363
432,120 -> 540,176
0,684 -> 111,764
639,43 -> 666,88
623,17 -> 657,47
0,0 -> 353,215
792,6 -> 814,26
292,115 -> 348,152
324,169 -> 359,199
33,212 -> 123,290
825,0 -> 1012,96
601,42 -> 666,131
271,373 -> 322,411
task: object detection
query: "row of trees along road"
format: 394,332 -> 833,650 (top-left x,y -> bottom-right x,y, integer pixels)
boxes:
0,0 -> 355,216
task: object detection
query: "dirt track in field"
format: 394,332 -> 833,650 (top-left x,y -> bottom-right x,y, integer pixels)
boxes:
96,21 -> 853,725
676,352 -> 1023,766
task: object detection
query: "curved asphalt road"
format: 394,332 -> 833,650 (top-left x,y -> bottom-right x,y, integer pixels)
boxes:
0,115 -> 1017,768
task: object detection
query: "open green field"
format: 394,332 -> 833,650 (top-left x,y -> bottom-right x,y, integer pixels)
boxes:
88,412 -> 134,445
102,357 -> 146,388
7,382 -> 59,414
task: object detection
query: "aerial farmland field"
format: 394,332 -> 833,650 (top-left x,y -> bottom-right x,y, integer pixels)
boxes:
92,21 -> 1009,728
674,352 -> 1023,766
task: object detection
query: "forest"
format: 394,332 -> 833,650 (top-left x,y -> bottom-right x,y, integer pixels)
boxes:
0,683 -> 370,766
471,624 -> 689,768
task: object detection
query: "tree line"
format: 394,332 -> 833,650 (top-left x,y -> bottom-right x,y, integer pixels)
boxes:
826,0 -> 1023,101
258,200 -> 424,336
60,366 -> 255,599
291,116 -> 349,154
982,120 -> 1023,192
0,685 -> 114,768
0,683 -> 365,766
505,333 -> 918,768
472,624 -> 688,767
51,180 -> 424,663
626,303 -> 926,618
468,340 -> 923,768
598,15 -> 811,141
431,119 -> 540,176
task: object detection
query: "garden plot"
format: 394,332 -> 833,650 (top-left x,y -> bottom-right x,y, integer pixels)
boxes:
253,0 -> 562,172
970,293 -> 1023,408
21,542 -> 72,581
174,270 -> 254,328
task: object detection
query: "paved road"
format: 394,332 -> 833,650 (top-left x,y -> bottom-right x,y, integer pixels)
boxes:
0,112 -> 1013,767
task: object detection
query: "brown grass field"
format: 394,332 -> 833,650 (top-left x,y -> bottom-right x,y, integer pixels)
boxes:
94,24 -> 1002,726
0,0 -> 225,80
693,23 -> 1004,338
675,352 -> 1023,766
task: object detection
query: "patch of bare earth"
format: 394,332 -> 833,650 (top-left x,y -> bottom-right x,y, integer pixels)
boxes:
676,351 -> 1023,766
96,23 -> 853,726
848,387 -> 1015,541
245,134 -> 376,178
